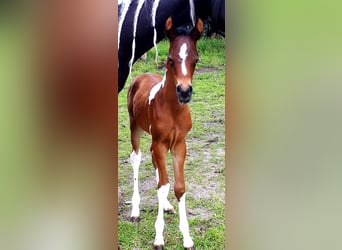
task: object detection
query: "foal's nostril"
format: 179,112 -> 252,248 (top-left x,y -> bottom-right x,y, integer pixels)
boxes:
176,85 -> 192,103
177,85 -> 192,94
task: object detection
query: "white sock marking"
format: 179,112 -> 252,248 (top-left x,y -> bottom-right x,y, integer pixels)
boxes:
128,0 -> 145,76
155,168 -> 159,184
155,169 -> 175,212
151,0 -> 161,64
148,71 -> 167,104
163,198 -> 174,212
189,0 -> 196,26
130,150 -> 142,217
154,183 -> 170,246
179,43 -> 188,76
179,193 -> 194,248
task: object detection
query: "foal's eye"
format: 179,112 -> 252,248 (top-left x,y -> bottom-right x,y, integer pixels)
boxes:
193,58 -> 199,66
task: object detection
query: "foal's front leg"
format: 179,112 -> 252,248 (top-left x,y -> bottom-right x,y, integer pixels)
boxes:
172,141 -> 194,249
151,142 -> 169,249
154,168 -> 175,214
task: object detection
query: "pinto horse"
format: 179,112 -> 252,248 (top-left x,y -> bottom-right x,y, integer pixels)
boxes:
118,0 -> 225,92
127,17 -> 203,249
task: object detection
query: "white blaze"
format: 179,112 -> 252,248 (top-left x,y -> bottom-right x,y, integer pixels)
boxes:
179,43 -> 188,76
148,72 -> 166,104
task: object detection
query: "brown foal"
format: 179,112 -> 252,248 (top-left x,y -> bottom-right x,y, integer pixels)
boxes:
127,17 -> 203,249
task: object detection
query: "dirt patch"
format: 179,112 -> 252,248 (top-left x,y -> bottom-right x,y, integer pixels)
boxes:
195,67 -> 218,74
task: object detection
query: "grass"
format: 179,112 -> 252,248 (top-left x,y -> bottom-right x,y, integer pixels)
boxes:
118,37 -> 225,249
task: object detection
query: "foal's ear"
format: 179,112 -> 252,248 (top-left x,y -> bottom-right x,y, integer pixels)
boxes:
165,17 -> 176,41
190,18 -> 204,41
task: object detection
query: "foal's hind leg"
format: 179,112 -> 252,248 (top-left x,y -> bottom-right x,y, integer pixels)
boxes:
129,126 -> 143,221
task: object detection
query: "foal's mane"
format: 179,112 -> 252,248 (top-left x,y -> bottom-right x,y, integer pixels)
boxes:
175,24 -> 194,36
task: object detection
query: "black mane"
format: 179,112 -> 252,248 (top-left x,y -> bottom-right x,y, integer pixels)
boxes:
175,24 -> 194,36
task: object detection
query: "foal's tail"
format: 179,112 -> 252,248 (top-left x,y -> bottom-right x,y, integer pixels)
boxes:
127,77 -> 140,117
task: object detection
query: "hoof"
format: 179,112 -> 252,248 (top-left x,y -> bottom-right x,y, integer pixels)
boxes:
164,208 -> 176,214
130,216 -> 140,223
184,247 -> 195,250
153,245 -> 164,250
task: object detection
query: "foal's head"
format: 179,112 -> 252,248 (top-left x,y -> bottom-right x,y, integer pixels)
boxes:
165,17 -> 203,104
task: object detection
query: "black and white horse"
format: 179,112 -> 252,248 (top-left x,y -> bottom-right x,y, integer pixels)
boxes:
118,0 -> 225,93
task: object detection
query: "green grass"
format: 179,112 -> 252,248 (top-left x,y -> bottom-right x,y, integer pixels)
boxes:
118,38 -> 225,249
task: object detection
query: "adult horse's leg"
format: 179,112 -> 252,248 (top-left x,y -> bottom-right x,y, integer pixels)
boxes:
129,126 -> 143,221
151,141 -> 169,249
172,141 -> 194,249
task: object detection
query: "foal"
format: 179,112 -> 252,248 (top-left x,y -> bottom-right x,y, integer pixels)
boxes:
127,17 -> 203,249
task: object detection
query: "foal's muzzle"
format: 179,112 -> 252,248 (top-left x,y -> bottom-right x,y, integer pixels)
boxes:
176,85 -> 192,103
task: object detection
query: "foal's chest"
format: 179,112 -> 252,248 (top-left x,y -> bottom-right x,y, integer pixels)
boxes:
149,105 -> 192,140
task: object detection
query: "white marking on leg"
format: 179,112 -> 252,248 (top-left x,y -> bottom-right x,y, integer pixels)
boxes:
130,150 -> 141,218
155,169 -> 175,213
151,0 -> 161,64
148,71 -> 167,104
155,168 -> 159,184
179,43 -> 188,76
189,0 -> 196,26
163,198 -> 175,213
154,183 -> 170,246
178,193 -> 194,248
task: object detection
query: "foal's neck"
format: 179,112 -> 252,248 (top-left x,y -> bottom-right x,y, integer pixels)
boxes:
161,70 -> 183,106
